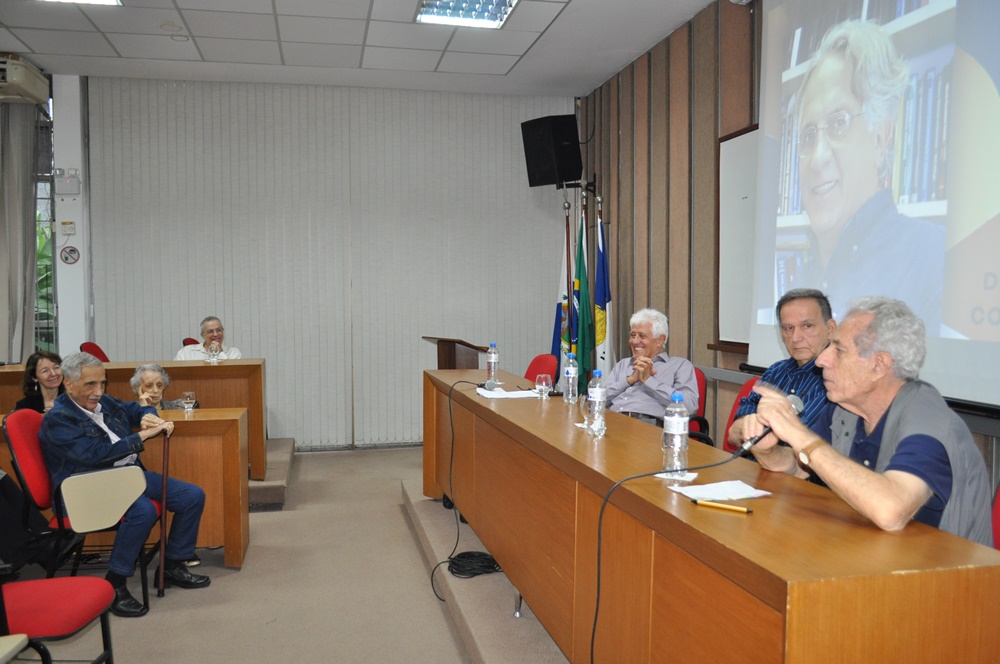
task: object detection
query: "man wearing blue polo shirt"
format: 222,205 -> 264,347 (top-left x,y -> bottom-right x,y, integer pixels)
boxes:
728,288 -> 836,449
750,297 -> 992,545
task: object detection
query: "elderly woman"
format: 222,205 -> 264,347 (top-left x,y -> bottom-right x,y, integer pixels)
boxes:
130,363 -> 186,410
16,351 -> 65,413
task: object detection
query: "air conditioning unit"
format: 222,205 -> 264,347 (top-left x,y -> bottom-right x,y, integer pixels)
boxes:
0,55 -> 49,105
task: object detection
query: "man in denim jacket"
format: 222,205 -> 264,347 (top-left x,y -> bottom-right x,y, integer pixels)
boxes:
41,352 -> 211,618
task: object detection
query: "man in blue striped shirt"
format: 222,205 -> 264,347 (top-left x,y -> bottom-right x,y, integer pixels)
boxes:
728,288 -> 835,448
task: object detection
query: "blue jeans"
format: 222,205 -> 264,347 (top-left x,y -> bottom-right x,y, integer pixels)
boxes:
107,471 -> 205,576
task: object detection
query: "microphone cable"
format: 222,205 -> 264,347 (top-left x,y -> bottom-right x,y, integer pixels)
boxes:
589,444 -> 745,664
429,380 -> 502,602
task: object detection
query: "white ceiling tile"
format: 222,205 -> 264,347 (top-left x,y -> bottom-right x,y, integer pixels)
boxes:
122,0 -> 176,8
175,0 -> 273,13
81,6 -> 184,34
362,46 -> 439,71
370,0 -> 417,22
449,28 -> 537,56
437,51 -> 516,75
366,21 -> 450,50
0,28 -> 28,52
183,10 -> 277,40
0,1 -> 93,31
197,38 -> 282,65
503,0 -> 564,33
279,16 -> 365,45
276,0 -> 372,20
11,29 -> 116,57
105,33 -> 202,60
282,42 -> 361,68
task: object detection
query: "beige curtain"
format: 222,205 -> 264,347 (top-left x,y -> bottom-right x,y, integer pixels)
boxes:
0,103 -> 39,363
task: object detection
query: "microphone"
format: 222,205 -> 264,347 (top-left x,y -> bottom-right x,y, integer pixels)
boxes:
477,379 -> 497,391
740,394 -> 804,451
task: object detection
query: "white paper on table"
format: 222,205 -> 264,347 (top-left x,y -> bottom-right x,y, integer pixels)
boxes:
668,480 -> 770,501
654,471 -> 698,482
476,387 -> 539,399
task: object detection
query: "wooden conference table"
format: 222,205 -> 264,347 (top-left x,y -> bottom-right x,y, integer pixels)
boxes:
0,359 -> 268,480
422,370 -> 1000,663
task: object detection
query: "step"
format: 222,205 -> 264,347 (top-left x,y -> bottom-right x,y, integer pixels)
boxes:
249,438 -> 294,511
401,479 -> 567,664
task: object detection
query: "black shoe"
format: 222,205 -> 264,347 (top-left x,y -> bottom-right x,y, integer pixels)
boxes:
156,565 -> 211,589
110,585 -> 148,618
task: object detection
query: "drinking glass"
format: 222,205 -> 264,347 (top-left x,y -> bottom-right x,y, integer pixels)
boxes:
535,374 -> 553,399
181,391 -> 196,415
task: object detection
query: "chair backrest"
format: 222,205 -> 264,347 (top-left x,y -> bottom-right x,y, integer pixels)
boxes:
59,467 -> 146,533
993,486 -> 1000,550
2,409 -> 52,511
693,368 -> 707,418
79,342 -> 110,362
723,376 -> 761,452
523,354 -> 558,382
182,337 -> 198,347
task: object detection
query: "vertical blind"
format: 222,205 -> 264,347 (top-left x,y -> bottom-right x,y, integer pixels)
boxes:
88,78 -> 572,449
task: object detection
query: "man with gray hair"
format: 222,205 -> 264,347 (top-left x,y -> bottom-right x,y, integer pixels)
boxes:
750,297 -> 992,546
41,352 -> 211,618
605,308 -> 698,427
794,20 -> 943,331
175,315 -> 242,361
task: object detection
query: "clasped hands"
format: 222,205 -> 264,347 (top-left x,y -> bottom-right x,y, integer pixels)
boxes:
140,413 -> 174,439
627,356 -> 656,385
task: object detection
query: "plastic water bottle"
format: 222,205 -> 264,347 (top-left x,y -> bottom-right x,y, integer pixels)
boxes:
563,352 -> 579,403
586,370 -> 607,436
662,392 -> 689,477
486,342 -> 499,383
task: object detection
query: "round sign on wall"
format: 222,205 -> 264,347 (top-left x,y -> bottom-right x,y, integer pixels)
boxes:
60,246 -> 80,264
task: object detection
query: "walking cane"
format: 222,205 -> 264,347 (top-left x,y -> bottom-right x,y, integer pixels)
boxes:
157,428 -> 170,597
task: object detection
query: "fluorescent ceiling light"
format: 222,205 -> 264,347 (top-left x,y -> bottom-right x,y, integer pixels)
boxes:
38,0 -> 122,5
416,0 -> 518,30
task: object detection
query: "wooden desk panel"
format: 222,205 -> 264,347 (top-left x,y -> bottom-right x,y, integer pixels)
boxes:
1,359 -> 267,480
423,369 -> 1000,663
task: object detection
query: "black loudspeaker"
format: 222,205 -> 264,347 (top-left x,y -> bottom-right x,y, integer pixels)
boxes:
520,114 -> 583,187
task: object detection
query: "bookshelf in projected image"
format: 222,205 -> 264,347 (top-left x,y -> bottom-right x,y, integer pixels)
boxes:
774,0 -> 955,296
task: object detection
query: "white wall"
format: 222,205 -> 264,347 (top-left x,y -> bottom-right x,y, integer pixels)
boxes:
82,78 -> 572,449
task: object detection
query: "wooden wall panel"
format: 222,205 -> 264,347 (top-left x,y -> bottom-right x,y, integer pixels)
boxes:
719,0 -> 755,136
649,40 -> 670,316
667,25 -> 691,360
632,54 -> 651,310
690,3 -> 720,370
616,69 -> 635,337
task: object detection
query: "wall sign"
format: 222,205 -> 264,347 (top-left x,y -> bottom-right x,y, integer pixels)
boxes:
60,246 -> 80,264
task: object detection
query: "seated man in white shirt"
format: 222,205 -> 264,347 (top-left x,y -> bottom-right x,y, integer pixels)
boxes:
605,308 -> 699,427
174,316 -> 242,361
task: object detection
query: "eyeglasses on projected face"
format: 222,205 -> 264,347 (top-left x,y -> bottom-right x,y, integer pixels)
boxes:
797,110 -> 862,159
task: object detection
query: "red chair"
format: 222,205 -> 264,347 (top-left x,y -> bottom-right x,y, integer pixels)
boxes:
689,367 -> 710,437
2,410 -> 160,609
182,337 -> 198,347
1,576 -> 115,664
79,342 -> 110,362
723,376 -> 761,452
523,354 -> 558,383
992,485 -> 1000,550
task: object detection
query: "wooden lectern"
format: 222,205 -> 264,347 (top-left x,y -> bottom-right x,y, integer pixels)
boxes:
421,337 -> 487,370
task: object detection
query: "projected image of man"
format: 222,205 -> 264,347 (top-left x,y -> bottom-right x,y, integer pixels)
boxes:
795,21 -> 944,332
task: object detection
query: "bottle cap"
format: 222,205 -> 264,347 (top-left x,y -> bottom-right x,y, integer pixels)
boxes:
593,370 -> 602,377
567,352 -> 575,358
670,392 -> 684,402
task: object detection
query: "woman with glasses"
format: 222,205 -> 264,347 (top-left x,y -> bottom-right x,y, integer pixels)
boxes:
15,351 -> 65,413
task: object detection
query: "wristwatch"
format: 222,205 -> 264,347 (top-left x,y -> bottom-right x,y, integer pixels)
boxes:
798,439 -> 827,466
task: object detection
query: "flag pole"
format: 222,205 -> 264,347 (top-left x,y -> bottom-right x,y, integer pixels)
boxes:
563,199 -> 573,351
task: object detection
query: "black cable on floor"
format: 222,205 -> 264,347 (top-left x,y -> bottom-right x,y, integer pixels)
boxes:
429,380 -> 500,602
